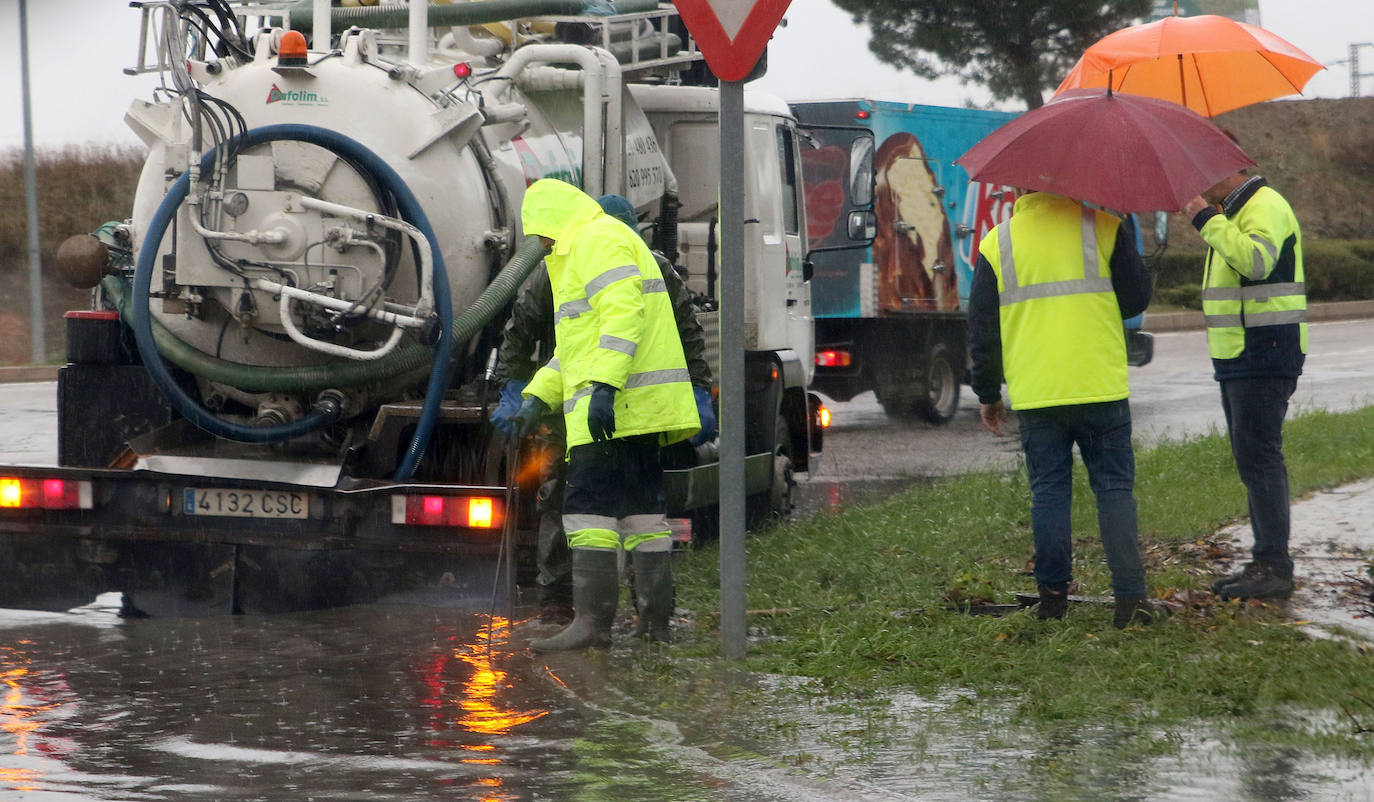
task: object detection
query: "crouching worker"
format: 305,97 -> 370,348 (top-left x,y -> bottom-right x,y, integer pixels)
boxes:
511,179 -> 700,650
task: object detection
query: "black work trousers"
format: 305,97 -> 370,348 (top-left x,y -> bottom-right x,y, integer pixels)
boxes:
1219,375 -> 1298,578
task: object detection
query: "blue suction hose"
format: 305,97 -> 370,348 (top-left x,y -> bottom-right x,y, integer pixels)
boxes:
131,124 -> 453,476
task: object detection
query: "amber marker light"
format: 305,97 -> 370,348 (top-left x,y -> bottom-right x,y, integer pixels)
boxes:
0,479 -> 18,508
391,494 -> 503,529
0,477 -> 94,509
278,30 -> 308,66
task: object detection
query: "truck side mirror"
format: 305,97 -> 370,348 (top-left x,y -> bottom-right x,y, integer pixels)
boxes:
847,210 -> 876,241
849,137 -> 874,207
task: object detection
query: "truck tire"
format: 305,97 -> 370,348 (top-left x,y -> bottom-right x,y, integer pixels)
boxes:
746,415 -> 795,529
916,341 -> 960,425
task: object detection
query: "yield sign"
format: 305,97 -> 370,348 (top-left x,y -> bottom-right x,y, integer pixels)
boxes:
674,0 -> 792,82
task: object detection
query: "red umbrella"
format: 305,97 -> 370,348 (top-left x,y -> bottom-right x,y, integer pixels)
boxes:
954,88 -> 1255,214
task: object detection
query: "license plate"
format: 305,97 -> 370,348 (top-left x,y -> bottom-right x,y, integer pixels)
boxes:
183,488 -> 309,519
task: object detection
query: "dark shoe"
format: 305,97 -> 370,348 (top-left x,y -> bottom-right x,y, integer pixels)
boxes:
1210,561 -> 1263,594
1113,598 -> 1163,629
1219,563 -> 1294,601
1035,586 -> 1067,620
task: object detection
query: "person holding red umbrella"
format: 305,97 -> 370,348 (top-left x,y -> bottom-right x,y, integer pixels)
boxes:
1180,155 -> 1306,602
968,188 -> 1156,629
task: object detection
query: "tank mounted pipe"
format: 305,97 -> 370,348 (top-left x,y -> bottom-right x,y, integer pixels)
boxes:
497,44 -> 614,196
106,235 -> 546,394
131,124 -> 453,456
282,0 -> 659,32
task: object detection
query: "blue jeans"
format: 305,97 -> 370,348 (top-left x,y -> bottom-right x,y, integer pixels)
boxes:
1018,399 -> 1146,600
1219,376 -> 1297,578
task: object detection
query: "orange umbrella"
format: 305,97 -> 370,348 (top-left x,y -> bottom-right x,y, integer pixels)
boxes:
1055,14 -> 1325,117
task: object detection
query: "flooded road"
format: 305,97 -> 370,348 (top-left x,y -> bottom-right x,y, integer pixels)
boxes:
2,318 -> 1373,799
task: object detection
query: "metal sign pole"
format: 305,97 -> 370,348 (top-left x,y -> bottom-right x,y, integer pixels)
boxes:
19,0 -> 45,363
718,79 -> 746,660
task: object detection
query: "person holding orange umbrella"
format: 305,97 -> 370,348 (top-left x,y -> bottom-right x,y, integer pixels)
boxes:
1180,152 -> 1306,602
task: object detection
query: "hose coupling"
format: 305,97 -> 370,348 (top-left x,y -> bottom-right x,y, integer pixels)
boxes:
313,388 -> 348,420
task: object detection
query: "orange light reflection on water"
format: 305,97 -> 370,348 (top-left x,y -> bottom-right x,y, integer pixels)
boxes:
1,656 -> 67,793
415,616 -> 548,802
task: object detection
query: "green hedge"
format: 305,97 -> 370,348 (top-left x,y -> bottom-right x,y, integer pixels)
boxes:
1150,239 -> 1374,303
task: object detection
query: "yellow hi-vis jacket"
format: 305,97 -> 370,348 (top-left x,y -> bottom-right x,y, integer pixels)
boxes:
519,179 -> 699,450
1196,179 -> 1306,378
977,193 -> 1128,410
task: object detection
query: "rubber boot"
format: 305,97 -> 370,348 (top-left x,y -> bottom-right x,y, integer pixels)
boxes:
530,549 -> 619,652
631,549 -> 674,643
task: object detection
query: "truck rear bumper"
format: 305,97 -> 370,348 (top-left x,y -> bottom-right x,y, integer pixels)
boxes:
0,466 -> 515,615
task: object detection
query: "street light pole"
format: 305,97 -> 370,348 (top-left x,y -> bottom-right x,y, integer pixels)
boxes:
19,0 -> 46,363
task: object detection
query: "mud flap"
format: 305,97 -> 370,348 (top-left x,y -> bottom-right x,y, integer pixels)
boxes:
0,533 -> 235,615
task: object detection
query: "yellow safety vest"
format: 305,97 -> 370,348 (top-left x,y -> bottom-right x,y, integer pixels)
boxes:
977,193 -> 1128,410
520,179 -> 699,449
1199,184 -> 1307,362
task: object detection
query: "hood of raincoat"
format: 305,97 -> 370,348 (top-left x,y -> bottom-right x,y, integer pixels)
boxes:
521,179 -> 604,252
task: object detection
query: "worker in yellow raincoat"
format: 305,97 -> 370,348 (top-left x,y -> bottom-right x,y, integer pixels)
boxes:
511,179 -> 699,650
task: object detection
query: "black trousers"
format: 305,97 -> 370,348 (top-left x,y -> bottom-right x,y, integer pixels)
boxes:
1219,375 -> 1298,578
562,434 -> 669,551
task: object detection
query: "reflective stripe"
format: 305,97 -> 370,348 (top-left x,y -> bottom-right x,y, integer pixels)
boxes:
620,513 -> 669,538
1249,234 -> 1278,279
566,528 -> 620,550
1002,277 -> 1113,305
555,298 -> 592,324
561,368 -> 693,412
599,334 -> 638,356
998,222 -> 1017,291
1205,313 -> 1244,328
1242,281 -> 1304,301
1244,309 -> 1306,326
562,386 -> 595,414
1082,209 -> 1103,279
1202,287 -> 1243,302
564,513 -> 617,533
546,357 -> 561,373
998,211 -> 1109,306
585,264 -> 640,298
625,368 -> 691,389
642,278 -> 666,294
1205,309 -> 1306,329
626,533 -> 672,552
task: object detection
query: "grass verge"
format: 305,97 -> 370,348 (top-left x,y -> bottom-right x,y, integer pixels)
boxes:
663,406 -> 1374,755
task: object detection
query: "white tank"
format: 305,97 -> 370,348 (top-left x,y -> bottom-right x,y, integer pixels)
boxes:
124,28 -> 586,375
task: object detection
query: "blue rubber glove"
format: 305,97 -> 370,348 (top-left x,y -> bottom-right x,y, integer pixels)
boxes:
689,385 -> 716,447
587,382 -> 617,442
489,379 -> 528,436
510,395 -> 550,438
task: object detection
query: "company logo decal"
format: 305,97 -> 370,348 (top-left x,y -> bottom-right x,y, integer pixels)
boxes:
266,83 -> 327,107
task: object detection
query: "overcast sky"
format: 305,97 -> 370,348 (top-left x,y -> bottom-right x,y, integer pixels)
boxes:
2,0 -> 1372,150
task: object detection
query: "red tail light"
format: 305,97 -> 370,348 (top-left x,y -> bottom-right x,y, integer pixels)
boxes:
0,477 -> 94,510
391,494 -> 503,529
814,349 -> 852,368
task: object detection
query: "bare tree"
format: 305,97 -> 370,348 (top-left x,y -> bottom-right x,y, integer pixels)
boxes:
832,0 -> 1152,109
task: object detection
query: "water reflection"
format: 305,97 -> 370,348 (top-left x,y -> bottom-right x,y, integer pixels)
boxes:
415,615 -> 549,800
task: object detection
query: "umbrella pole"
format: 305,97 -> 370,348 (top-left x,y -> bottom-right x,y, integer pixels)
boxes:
1177,53 -> 1186,109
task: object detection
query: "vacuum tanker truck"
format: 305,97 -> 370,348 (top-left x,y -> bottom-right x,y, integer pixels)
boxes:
0,1 -> 873,615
